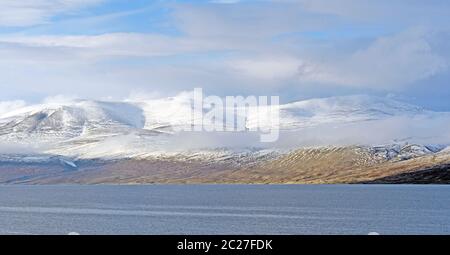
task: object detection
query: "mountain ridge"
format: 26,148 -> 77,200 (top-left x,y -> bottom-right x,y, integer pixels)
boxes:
0,94 -> 449,184
0,94 -> 449,159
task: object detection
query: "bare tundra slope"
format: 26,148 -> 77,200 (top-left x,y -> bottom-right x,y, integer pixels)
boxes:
1,146 -> 449,184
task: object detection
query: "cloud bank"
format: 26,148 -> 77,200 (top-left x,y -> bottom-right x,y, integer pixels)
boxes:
0,0 -> 449,110
0,0 -> 103,27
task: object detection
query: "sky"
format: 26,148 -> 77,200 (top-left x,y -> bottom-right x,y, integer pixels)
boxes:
0,0 -> 449,110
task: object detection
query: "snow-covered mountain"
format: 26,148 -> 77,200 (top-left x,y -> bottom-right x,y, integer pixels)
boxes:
0,95 -> 448,160
279,95 -> 426,129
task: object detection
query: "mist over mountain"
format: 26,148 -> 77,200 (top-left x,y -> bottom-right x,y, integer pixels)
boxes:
0,94 -> 448,158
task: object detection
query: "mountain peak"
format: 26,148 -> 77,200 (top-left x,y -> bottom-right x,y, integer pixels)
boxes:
284,95 -> 424,115
0,95 -> 447,159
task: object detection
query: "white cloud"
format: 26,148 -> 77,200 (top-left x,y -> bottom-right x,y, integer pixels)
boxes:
172,2 -> 329,38
0,28 -> 448,99
0,33 -> 233,59
0,1 -> 449,103
295,28 -> 448,88
230,57 -> 301,80
43,94 -> 80,104
273,114 -> 450,148
0,100 -> 27,118
294,0 -> 450,27
0,0 -> 103,27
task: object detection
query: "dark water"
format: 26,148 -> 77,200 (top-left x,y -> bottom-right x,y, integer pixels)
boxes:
0,185 -> 449,235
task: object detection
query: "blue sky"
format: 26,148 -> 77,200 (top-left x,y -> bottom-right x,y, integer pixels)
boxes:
0,0 -> 449,110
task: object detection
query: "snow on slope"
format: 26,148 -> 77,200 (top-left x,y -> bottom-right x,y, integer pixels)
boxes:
278,95 -> 425,129
133,94 -> 198,132
0,95 -> 448,159
0,100 -> 146,144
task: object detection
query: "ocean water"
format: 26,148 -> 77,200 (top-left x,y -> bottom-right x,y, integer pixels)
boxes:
0,184 -> 449,235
